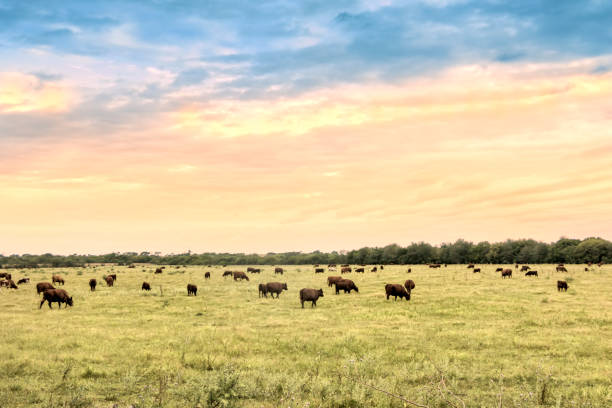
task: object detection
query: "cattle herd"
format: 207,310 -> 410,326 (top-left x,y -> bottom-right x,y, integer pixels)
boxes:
0,262 -> 595,310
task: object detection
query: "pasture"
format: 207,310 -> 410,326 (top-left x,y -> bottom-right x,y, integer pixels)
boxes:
0,264 -> 610,407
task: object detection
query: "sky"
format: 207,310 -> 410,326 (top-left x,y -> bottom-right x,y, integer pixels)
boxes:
1,0 -> 612,255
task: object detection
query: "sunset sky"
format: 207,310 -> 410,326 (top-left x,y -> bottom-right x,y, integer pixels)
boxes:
1,1 -> 612,254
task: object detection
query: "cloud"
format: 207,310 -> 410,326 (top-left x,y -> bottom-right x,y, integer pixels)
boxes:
0,72 -> 75,113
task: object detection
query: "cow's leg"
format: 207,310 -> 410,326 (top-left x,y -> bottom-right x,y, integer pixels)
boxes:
39,299 -> 45,309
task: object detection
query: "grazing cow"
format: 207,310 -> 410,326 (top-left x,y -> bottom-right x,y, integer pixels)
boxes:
501,269 -> 512,279
52,275 -> 65,285
141,282 -> 151,291
315,268 -> 324,273
258,283 -> 268,298
155,268 -> 163,274
128,265 -> 135,268
275,267 -> 284,274
327,276 -> 343,287
300,288 -> 324,308
407,268 -> 412,273
341,264 -> 349,267
520,265 -> 530,272
204,272 -> 211,279
250,268 -> 262,274
341,267 -> 352,274
187,284 -> 197,296
39,289 -> 73,309
385,284 -> 410,301
558,264 -> 564,267
5,279 -> 17,289
17,278 -> 30,285
36,282 -> 55,294
328,264 -> 337,268
467,264 -> 474,268
495,267 -> 503,272
223,271 -> 233,278
233,271 -> 249,281
314,264 -> 319,267
557,280 -> 568,292
105,276 -> 114,287
355,268 -> 365,273
247,267 -> 255,272
404,280 -> 416,291
371,267 -> 377,272
473,268 -> 481,273
266,282 -> 288,298
89,279 -> 97,291
556,266 -> 568,272
108,274 -> 117,281
0,272 -> 11,280
335,279 -> 358,294
429,264 -> 441,268
525,270 -> 538,277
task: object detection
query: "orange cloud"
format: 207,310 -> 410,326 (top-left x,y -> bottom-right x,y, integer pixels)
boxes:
0,72 -> 75,113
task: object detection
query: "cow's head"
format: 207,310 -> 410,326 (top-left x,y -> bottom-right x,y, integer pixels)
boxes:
67,297 -> 73,307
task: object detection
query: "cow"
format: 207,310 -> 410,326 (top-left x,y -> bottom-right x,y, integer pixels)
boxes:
266,282 -> 288,298
0,272 -> 11,280
355,268 -> 365,273
558,264 -> 565,267
341,264 -> 349,267
36,282 -> 55,294
520,265 -> 530,272
247,267 -> 255,272
52,275 -> 65,285
328,264 -> 337,268
250,268 -> 262,274
341,267 -> 352,274
205,272 -> 211,279
258,283 -> 268,298
155,268 -> 163,274
17,278 -> 30,285
525,270 -> 538,277
385,284 -> 410,301
315,268 -> 324,273
89,279 -> 97,291
335,279 -> 358,294
105,276 -> 114,287
429,264 -> 441,268
371,267 -> 377,272
380,265 -> 384,270
501,269 -> 512,278
404,279 -> 416,291
407,268 -> 412,273
495,267 -> 503,272
300,288 -> 324,308
314,264 -> 319,267
598,262 -> 603,267
557,280 -> 568,292
128,265 -> 135,268
473,268 -> 481,273
108,274 -> 117,281
556,266 -> 568,272
39,289 -> 73,309
223,271 -> 233,278
584,267 -> 589,272
187,284 -> 197,296
327,276 -> 343,287
275,267 -> 284,274
467,264 -> 474,268
515,264 -> 519,269
141,282 -> 151,291
233,271 -> 249,281
4,279 -> 17,289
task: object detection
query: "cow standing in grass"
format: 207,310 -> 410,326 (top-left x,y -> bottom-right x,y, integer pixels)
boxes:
557,281 -> 568,292
187,284 -> 197,296
40,289 -> 73,309
335,279 -> 358,294
300,288 -> 324,308
385,284 -> 410,301
266,282 -> 288,298
89,279 -> 97,291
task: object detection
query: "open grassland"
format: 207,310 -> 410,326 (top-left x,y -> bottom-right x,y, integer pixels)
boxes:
0,264 -> 610,408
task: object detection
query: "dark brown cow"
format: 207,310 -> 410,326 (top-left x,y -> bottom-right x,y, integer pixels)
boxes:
467,264 -> 474,268
204,272 -> 211,279
328,264 -> 337,268
495,267 -> 503,272
557,280 -> 568,292
300,288 -> 324,308
429,264 -> 441,268
515,264 -> 519,269
341,267 -> 352,274
501,269 -> 512,278
404,279 -> 415,291
385,284 -> 410,301
275,267 -> 284,274
258,283 -> 268,298
520,265 -> 530,272
327,276 -> 343,287
17,278 -> 30,284
187,284 -> 197,296
89,279 -> 97,291
407,268 -> 412,273
473,268 -> 481,273
0,272 -> 11,280
141,282 -> 151,291
335,279 -> 358,294
233,271 -> 249,281
315,268 -> 324,273
371,267 -> 377,272
155,268 -> 163,274
36,282 -> 55,294
355,268 -> 365,273
525,270 -> 538,277
223,271 -> 233,278
39,289 -> 73,309
380,265 -> 384,270
341,264 -> 349,267
584,267 -> 589,272
265,282 -> 288,298
556,266 -> 568,272
108,274 -> 117,281
105,276 -> 114,287
5,279 -> 17,289
247,267 -> 255,272
52,275 -> 65,285
250,268 -> 262,274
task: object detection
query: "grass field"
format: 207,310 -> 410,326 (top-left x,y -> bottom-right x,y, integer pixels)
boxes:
0,264 -> 610,408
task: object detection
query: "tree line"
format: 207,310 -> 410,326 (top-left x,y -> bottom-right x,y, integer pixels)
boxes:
1,237 -> 610,269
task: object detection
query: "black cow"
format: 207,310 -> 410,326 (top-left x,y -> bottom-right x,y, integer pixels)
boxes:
300,288 -> 324,308
557,281 -> 568,292
187,284 -> 197,296
385,284 -> 410,301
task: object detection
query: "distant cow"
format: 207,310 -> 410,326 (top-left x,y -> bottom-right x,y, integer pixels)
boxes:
355,268 -> 365,273
250,268 -> 262,274
36,282 -> 55,294
223,271 -> 233,278
335,279 -> 358,294
557,280 -> 568,292
52,275 -> 65,285
89,279 -> 97,291
429,264 -> 441,268
105,276 -> 114,287
407,268 -> 412,273
0,273 -> 11,280
258,283 -> 268,298
584,267 -> 589,272
17,278 -> 30,285
495,267 -> 503,272
233,271 -> 249,281
520,265 -> 530,272
315,268 -> 324,273
341,264 -> 349,267
473,268 -> 481,273
598,262 -> 603,267
467,264 -> 474,268
155,268 -> 163,274
525,270 -> 538,277
187,284 -> 197,296
404,279 -> 416,291
247,267 -> 255,272
266,282 -> 288,298
328,264 -> 337,268
141,282 -> 151,291
341,267 -> 352,274
385,284 -> 410,301
108,274 -> 117,281
556,266 -> 568,272
300,288 -> 324,308
327,276 -> 343,287
4,279 -> 17,289
39,289 -> 73,309
371,267 -> 377,272
275,267 -> 284,274
380,265 -> 384,270
501,269 -> 512,278
205,272 -> 211,279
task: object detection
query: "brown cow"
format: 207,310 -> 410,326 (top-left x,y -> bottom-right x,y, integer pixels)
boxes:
265,282 -> 288,298
222,271 -> 233,278
556,266 -> 568,272
89,279 -> 97,291
187,284 -> 197,296
380,265 -> 384,270
341,267 -> 352,274
155,268 -> 163,274
327,276 -> 343,287
328,264 -> 337,268
501,269 -> 512,278
355,268 -> 365,273
584,267 -> 589,272
204,272 -> 211,279
495,267 -> 503,272
39,289 -> 73,309
233,271 -> 249,281
105,276 -> 114,287
557,280 -> 568,292
525,270 -> 538,277
5,279 -> 17,289
17,278 -> 30,285
335,279 -> 358,294
520,265 -> 530,272
141,282 -> 151,291
385,284 -> 410,301
315,268 -> 324,273
341,264 -> 349,267
108,274 -> 117,281
407,268 -> 412,273
370,267 -> 377,272
0,272 -> 11,280
52,275 -> 65,285
473,268 -> 481,273
300,288 -> 324,308
258,283 -> 268,298
250,268 -> 262,274
467,264 -> 474,268
36,282 -> 55,294
274,267 -> 284,274
404,279 -> 415,291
